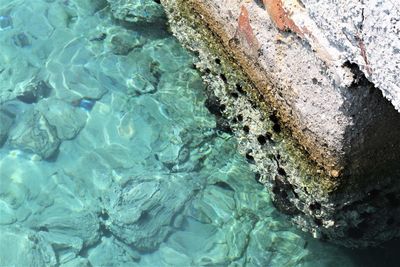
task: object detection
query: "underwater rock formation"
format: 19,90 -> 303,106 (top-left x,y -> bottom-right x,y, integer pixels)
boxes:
37,99 -> 87,140
8,109 -> 61,159
107,0 -> 165,23
160,0 -> 400,247
0,226 -> 57,266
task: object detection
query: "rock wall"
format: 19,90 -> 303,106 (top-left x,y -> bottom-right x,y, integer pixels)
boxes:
161,0 -> 400,247
272,0 -> 400,111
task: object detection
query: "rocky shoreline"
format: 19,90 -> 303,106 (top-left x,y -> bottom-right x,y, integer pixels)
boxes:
160,0 -> 400,247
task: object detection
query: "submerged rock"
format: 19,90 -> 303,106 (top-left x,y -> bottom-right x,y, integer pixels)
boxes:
37,231 -> 83,265
88,237 -> 141,266
105,176 -> 195,251
8,109 -> 61,159
33,211 -> 100,248
63,66 -> 108,100
0,227 -> 57,267
37,98 -> 87,140
60,257 -> 91,267
127,73 -> 157,95
16,80 -> 52,104
125,59 -> 161,96
12,32 -> 31,48
107,0 -> 165,23
109,32 -> 145,55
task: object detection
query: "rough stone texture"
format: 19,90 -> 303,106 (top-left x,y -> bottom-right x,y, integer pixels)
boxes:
288,0 -> 400,111
160,0 -> 400,247
8,109 -> 61,159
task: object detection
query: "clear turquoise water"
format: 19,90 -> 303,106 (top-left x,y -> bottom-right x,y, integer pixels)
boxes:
0,0 -> 398,266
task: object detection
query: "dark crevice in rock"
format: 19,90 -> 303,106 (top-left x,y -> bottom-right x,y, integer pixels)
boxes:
271,175 -> 301,215
342,61 -> 372,89
243,125 -> 250,134
220,73 -> 227,83
235,83 -> 246,95
296,0 -> 306,8
309,202 -> 321,211
99,223 -> 112,238
257,134 -> 267,145
254,0 -> 265,9
98,210 -> 110,221
269,112 -> 281,133
16,80 -> 52,104
137,211 -> 151,225
277,167 -> 286,176
230,91 -> 239,98
314,218 -> 323,227
38,226 -> 49,232
216,117 -> 233,134
45,148 -> 60,162
213,181 -> 235,191
204,95 -> 223,116
254,172 -> 262,184
204,93 -> 233,134
245,150 -> 255,164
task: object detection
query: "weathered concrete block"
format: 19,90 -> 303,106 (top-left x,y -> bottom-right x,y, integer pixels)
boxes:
160,0 -> 400,247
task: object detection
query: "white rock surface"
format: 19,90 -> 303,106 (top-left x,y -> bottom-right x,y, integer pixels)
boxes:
286,0 -> 400,111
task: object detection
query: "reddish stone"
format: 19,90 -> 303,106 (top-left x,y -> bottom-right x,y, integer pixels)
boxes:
237,5 -> 260,52
263,0 -> 303,36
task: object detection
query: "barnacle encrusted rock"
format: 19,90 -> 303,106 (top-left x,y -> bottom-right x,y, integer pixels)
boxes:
160,0 -> 400,247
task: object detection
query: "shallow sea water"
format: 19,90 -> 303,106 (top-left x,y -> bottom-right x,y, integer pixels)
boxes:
0,0 -> 398,266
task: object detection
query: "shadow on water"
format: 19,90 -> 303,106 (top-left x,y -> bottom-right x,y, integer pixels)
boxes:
115,19 -> 170,40
347,238 -> 400,267
297,229 -> 400,267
